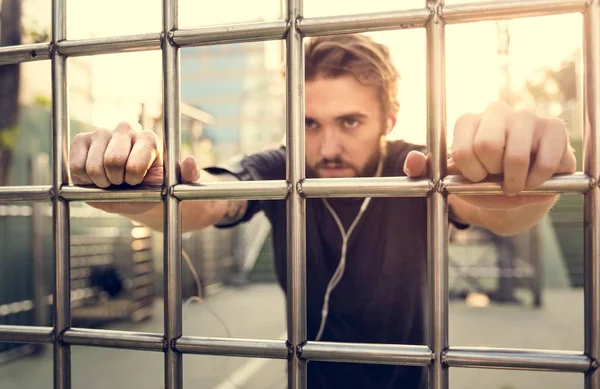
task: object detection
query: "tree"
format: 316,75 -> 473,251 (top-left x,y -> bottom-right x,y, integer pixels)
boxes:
0,0 -> 22,186
525,50 -> 579,106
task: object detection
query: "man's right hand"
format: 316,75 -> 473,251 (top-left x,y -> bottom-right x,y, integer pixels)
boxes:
69,122 -> 201,215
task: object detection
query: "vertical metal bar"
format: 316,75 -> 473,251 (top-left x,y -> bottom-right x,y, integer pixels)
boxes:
286,0 -> 307,388
31,156 -> 48,355
583,1 -> 600,388
162,1 -> 183,388
426,1 -> 449,389
51,0 -> 71,388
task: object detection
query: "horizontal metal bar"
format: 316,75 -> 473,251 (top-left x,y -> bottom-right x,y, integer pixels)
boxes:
57,33 -> 161,57
443,0 -> 586,24
444,347 -> 592,373
444,173 -> 591,195
0,186 -> 53,202
62,328 -> 165,351
298,9 -> 429,36
0,325 -> 54,344
0,43 -> 51,65
172,21 -> 288,47
300,177 -> 432,198
175,336 -> 290,359
59,185 -> 163,201
300,342 -> 434,366
174,180 -> 290,200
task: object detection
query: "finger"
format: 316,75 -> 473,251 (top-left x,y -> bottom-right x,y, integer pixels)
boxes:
69,133 -> 93,185
557,144 -> 577,174
446,157 -> 460,176
473,101 -> 512,175
451,113 -> 488,181
181,155 -> 201,183
502,110 -> 536,195
85,129 -> 112,188
403,150 -> 428,177
125,131 -> 160,186
526,118 -> 568,189
103,123 -> 134,185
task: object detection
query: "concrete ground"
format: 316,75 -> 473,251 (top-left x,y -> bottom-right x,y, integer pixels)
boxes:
0,284 -> 586,389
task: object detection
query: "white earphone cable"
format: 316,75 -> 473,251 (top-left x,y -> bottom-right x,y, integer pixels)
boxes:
315,139 -> 387,341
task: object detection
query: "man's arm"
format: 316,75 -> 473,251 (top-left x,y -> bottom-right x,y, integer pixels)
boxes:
120,171 -> 249,233
448,194 -> 557,236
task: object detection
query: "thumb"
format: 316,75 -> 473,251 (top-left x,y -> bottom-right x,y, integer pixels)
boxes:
181,155 -> 201,183
446,157 -> 460,176
403,150 -> 428,178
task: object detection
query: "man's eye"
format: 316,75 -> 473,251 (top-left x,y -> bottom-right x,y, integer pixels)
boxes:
343,118 -> 360,129
305,119 -> 318,130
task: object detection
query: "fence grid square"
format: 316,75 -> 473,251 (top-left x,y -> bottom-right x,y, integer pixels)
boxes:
0,0 -> 597,388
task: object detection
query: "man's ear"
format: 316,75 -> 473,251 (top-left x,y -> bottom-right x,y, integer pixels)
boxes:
385,115 -> 397,135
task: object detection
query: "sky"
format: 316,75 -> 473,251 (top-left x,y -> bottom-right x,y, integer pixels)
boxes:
22,0 -> 584,145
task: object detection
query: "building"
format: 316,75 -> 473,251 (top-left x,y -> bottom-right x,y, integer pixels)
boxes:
181,41 -> 286,163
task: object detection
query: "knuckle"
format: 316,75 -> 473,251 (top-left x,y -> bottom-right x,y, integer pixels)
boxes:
126,162 -> 147,179
451,147 -> 475,163
454,113 -> 479,130
138,130 -> 158,144
508,109 -> 537,128
473,138 -> 503,155
534,158 -> 558,176
85,163 -> 105,179
91,127 -> 110,140
504,152 -> 529,168
115,122 -> 133,132
103,153 -> 126,169
71,133 -> 89,146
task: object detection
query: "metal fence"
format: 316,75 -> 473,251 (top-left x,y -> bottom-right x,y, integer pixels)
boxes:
0,0 -> 598,388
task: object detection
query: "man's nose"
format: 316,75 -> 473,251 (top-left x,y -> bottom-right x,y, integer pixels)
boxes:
320,130 -> 342,159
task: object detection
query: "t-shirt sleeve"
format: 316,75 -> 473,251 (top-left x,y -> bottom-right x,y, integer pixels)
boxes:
204,147 -> 286,228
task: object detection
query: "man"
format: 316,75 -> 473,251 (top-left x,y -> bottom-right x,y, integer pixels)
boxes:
69,34 -> 576,388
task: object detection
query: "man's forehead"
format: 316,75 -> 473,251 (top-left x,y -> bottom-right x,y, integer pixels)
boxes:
305,76 -> 381,119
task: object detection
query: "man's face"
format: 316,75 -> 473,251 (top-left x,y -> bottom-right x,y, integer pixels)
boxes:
305,75 -> 388,179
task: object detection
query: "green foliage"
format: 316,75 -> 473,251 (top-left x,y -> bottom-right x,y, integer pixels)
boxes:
0,126 -> 21,150
33,94 -> 51,108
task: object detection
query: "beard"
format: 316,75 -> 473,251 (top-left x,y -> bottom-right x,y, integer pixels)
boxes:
306,141 -> 383,179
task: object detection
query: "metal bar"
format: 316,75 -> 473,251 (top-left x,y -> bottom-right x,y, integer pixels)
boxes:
175,337 -> 289,359
300,342 -> 434,366
444,347 -> 592,373
62,329 -> 165,352
172,21 -> 288,47
174,181 -> 289,200
286,0 -> 307,388
0,325 -> 54,344
298,9 -> 429,36
0,186 -> 53,202
426,2 -> 449,389
162,0 -> 183,388
300,177 -> 431,198
59,186 -> 163,202
51,0 -> 71,388
57,33 -> 161,57
444,173 -> 592,195
0,42 -> 50,65
443,0 -> 586,24
583,1 -> 600,388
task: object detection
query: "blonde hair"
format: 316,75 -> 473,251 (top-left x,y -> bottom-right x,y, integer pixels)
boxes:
304,34 -> 400,117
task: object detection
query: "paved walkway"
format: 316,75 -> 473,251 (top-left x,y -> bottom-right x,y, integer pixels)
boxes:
0,284 -> 586,389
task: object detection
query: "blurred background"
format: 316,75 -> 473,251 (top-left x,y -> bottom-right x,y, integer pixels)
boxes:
0,0 -> 587,388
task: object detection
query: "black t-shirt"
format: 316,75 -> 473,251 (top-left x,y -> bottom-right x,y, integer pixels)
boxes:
211,140 -> 448,389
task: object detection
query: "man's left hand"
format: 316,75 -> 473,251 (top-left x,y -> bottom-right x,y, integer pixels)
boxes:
403,100 -> 577,210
